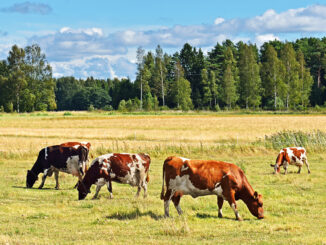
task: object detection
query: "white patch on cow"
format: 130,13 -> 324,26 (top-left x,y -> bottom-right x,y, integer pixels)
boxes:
44,147 -> 48,160
179,157 -> 190,163
95,177 -> 107,186
169,175 -> 211,198
66,155 -> 80,176
181,165 -> 188,172
80,141 -> 89,146
72,144 -> 80,149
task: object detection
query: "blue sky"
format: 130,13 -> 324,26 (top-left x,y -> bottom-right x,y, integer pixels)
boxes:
1,1 -> 326,79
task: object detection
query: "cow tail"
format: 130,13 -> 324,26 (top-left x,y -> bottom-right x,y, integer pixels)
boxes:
160,163 -> 165,200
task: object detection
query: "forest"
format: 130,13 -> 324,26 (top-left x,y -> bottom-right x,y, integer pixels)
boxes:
0,37 -> 326,112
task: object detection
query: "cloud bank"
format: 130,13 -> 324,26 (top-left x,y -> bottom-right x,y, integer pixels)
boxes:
15,4 -> 326,79
1,1 -> 52,15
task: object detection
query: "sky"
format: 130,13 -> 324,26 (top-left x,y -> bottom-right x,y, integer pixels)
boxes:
1,0 -> 326,80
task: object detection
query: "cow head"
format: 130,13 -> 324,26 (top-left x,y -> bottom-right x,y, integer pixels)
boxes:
270,163 -> 280,174
247,191 -> 264,219
26,170 -> 38,188
77,181 -> 91,200
77,159 -> 111,200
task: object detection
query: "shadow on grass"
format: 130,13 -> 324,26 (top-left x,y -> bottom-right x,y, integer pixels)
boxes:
106,208 -> 164,221
196,212 -> 251,221
12,186 -> 71,191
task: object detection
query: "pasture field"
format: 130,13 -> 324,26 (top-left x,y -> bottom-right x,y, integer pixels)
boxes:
0,112 -> 326,244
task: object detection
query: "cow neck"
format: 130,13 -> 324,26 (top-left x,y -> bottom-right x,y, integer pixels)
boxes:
81,163 -> 100,190
237,177 -> 255,206
30,159 -> 44,176
276,152 -> 284,166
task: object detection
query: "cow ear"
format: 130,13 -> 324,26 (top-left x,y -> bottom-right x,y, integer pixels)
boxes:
254,191 -> 258,200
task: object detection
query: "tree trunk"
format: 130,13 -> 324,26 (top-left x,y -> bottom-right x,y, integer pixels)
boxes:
140,74 -> 143,110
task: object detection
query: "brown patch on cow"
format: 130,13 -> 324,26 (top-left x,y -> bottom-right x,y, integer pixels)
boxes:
292,156 -> 297,162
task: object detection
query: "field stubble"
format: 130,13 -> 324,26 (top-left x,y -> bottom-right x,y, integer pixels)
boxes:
0,112 -> 325,244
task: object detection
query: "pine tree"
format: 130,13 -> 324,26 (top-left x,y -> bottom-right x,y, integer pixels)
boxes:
209,70 -> 218,108
201,69 -> 212,107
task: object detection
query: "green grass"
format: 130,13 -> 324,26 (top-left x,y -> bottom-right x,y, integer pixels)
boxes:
1,113 -> 326,244
0,153 -> 325,244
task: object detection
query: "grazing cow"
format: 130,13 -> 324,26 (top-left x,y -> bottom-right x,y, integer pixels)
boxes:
161,156 -> 264,221
270,147 -> 310,174
26,144 -> 89,189
78,153 -> 151,200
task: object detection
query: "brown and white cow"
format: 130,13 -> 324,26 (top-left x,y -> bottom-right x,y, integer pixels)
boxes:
161,156 -> 264,221
26,142 -> 90,189
78,153 -> 151,200
270,147 -> 310,174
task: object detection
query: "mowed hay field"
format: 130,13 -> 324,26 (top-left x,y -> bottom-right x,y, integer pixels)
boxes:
0,112 -> 326,244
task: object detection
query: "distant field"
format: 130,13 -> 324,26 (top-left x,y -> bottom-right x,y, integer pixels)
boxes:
0,112 -> 325,244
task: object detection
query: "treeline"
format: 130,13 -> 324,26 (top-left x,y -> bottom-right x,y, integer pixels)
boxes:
0,37 -> 326,112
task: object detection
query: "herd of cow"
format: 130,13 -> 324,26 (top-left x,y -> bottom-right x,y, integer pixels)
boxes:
25,141 -> 310,221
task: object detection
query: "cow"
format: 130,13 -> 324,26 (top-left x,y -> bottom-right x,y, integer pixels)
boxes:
26,143 -> 89,190
77,153 -> 151,200
160,156 -> 264,221
270,147 -> 310,174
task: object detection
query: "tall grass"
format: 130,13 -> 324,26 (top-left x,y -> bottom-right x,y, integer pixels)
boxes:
264,130 -> 326,152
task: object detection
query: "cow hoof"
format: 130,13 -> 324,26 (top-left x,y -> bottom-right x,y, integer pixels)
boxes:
55,187 -> 60,190
38,186 -> 43,189
236,217 -> 243,221
218,213 -> 223,218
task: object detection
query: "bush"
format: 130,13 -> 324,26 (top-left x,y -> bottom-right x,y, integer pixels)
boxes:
213,104 -> 220,111
5,102 -> 13,113
88,104 -> 95,111
0,105 -> 4,112
102,105 -> 113,111
118,100 -> 126,112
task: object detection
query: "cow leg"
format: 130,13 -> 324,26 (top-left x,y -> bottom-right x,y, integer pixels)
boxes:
297,165 -> 302,174
38,168 -> 50,189
163,189 -> 174,217
106,180 -> 113,199
226,191 -> 242,221
54,169 -> 60,190
304,159 -> 311,174
142,181 -> 148,198
172,194 -> 182,215
283,161 -> 289,175
92,184 -> 102,200
135,186 -> 141,198
217,196 -> 224,218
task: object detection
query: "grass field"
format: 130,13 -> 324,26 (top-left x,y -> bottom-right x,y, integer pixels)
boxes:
0,112 -> 326,244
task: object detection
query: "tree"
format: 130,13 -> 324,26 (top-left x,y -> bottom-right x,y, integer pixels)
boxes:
296,49 -> 313,107
170,61 -> 193,110
154,45 -> 167,106
7,45 -> 27,113
209,70 -> 218,107
238,44 -> 261,109
201,69 -> 212,107
261,44 -> 285,110
280,43 -> 300,109
24,44 -> 56,111
221,47 -> 239,109
136,47 -> 145,109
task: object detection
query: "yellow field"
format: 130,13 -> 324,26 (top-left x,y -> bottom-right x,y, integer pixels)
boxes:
1,112 -> 326,158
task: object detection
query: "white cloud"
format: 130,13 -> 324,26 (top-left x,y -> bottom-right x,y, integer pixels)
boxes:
21,4 -> 326,79
255,34 -> 280,47
214,18 -> 225,25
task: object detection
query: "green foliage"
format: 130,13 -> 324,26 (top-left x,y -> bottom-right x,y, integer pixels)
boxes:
118,99 -> 127,112
264,130 -> 326,151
